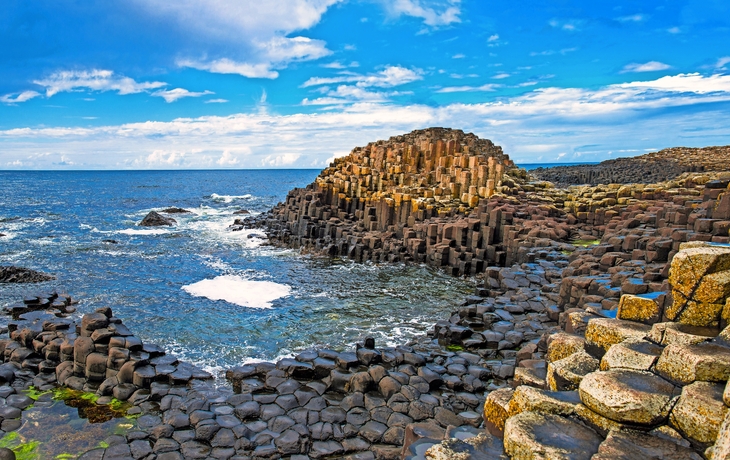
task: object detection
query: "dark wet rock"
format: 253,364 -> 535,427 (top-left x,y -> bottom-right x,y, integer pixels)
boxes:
161,207 -> 191,214
0,266 -> 55,283
139,211 -> 176,227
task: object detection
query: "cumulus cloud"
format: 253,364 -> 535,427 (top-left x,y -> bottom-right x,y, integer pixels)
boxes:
34,69 -> 166,97
616,14 -> 647,23
0,91 -> 42,104
152,88 -> 214,103
217,150 -> 240,166
136,0 -> 340,78
621,61 -> 672,73
3,73 -> 730,169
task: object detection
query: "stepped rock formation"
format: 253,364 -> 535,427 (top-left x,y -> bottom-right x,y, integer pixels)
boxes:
530,145 -> 730,186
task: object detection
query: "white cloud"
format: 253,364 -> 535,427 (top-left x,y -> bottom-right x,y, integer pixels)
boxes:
620,73 -> 730,93
261,153 -> 301,167
667,26 -> 681,34
302,65 -> 423,88
715,57 -> 730,70
34,69 -> 166,97
217,150 -> 240,166
621,61 -> 671,73
0,90 -> 42,104
322,61 -> 359,69
436,84 -> 500,93
549,19 -> 582,31
136,1 -> 340,79
452,53 -> 465,59
488,34 -> 499,42
4,73 -> 730,169
384,0 -> 461,27
617,14 -> 646,22
152,88 -> 214,103
492,73 -> 510,79
205,98 -> 229,104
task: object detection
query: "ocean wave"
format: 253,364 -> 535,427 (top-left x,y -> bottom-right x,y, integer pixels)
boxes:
209,193 -> 253,203
117,228 -> 171,236
181,275 -> 291,308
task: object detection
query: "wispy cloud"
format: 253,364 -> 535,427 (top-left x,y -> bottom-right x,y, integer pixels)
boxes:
152,88 -> 214,103
33,69 -> 166,97
549,18 -> 582,31
205,98 -> 229,104
0,90 -> 42,104
452,53 -> 465,59
616,14 -> 647,23
435,83 -> 500,93
302,66 -> 423,88
621,61 -> 671,73
492,73 -> 510,79
715,56 -> 730,70
384,0 -> 462,27
530,48 -> 577,57
322,61 -> 360,69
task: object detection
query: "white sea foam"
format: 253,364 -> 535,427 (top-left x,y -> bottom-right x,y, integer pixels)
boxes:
209,193 -> 253,203
117,228 -> 171,236
182,275 -> 291,308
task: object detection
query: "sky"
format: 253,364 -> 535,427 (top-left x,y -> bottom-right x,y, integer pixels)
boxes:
1,0 -> 730,170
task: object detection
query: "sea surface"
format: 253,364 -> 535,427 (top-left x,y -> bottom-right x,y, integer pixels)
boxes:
0,170 -> 476,377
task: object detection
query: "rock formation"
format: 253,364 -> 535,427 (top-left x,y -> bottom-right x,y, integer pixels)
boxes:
530,145 -> 730,186
0,266 -> 55,283
139,210 -> 176,226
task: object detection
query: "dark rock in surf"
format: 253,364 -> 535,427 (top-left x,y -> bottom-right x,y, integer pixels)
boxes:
139,211 -> 176,227
161,207 -> 191,214
0,266 -> 55,283
233,209 -> 250,215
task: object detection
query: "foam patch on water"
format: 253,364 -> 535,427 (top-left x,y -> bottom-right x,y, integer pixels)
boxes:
182,275 -> 291,308
117,228 -> 171,236
209,193 -> 253,203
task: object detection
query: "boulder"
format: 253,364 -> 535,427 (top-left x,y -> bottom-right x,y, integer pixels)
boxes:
655,343 -> 730,385
507,386 -> 580,418
670,381 -> 728,446
0,266 -> 55,283
584,318 -> 651,355
504,411 -> 601,460
599,338 -> 663,372
591,430 -> 702,460
546,333 -> 585,363
578,369 -> 678,425
139,211 -> 176,227
546,351 -> 599,391
616,293 -> 663,324
482,388 -> 513,437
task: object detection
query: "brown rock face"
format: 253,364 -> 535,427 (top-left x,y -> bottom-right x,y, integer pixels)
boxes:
504,411 -> 602,460
591,430 -> 702,460
578,369 -> 677,426
670,381 -> 729,446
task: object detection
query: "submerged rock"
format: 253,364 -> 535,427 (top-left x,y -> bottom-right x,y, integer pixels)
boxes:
0,266 -> 55,283
139,211 -> 176,227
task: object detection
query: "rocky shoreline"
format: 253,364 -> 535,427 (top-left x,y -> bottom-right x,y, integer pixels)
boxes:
0,128 -> 729,459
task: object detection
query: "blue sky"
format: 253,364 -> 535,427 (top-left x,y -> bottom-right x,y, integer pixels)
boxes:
1,0 -> 730,169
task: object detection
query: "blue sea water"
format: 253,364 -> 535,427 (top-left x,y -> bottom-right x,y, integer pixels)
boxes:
0,170 -> 474,377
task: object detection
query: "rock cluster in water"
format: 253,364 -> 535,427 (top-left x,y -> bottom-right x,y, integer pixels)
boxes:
0,266 -> 55,284
529,145 -> 730,186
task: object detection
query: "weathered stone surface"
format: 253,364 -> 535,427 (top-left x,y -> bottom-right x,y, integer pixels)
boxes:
710,409 -> 730,460
579,369 -> 677,425
590,430 -> 702,460
599,339 -> 663,372
655,343 -> 730,384
482,388 -> 513,437
546,351 -> 599,391
670,381 -> 729,446
667,245 -> 730,326
584,318 -> 650,354
507,386 -> 580,417
617,293 -> 663,324
546,333 -> 586,364
504,411 -> 602,460
423,432 -> 505,460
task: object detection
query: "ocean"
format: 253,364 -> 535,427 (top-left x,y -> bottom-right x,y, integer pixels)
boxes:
0,170 -> 475,378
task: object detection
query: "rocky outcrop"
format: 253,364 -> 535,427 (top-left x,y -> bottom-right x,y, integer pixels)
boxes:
0,266 -> 55,283
160,207 -> 191,214
139,210 -> 176,226
530,146 -> 730,186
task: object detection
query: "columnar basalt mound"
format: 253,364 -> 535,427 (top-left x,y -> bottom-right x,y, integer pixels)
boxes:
530,145 -> 730,186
